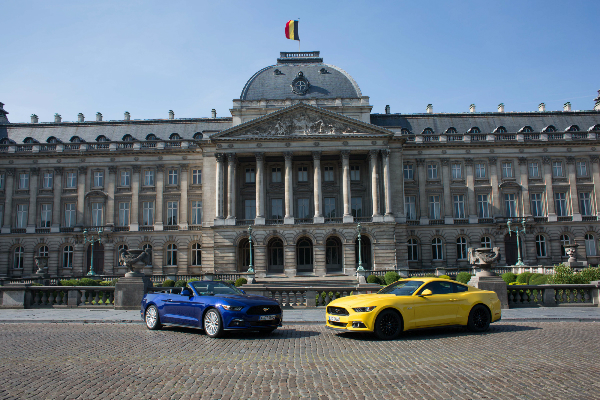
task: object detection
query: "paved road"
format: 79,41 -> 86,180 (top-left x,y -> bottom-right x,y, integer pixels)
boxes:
0,322 -> 598,399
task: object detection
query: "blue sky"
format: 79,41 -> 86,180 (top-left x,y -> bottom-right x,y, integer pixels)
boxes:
2,0 -> 598,123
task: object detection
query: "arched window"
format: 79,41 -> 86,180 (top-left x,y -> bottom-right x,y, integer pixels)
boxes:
560,234 -> 571,257
494,126 -> 507,133
122,134 -> 135,142
585,234 -> 597,256
193,132 -> 203,140
268,239 -> 284,271
24,137 -> 38,144
70,136 -> 83,143
38,245 -> 49,258
456,237 -> 467,260
422,128 -> 434,135
566,125 -> 580,132
238,238 -> 253,272
520,126 -> 533,133
407,238 -> 419,261
146,134 -> 158,141
296,238 -> 313,272
13,246 -> 24,269
62,245 -> 73,269
468,127 -> 481,134
191,243 -> 202,266
166,244 -> 177,266
355,236 -> 372,270
481,236 -> 492,248
47,137 -> 60,144
400,128 -> 410,135
589,124 -> 600,132
117,244 -> 128,266
432,238 -> 443,260
142,244 -> 152,266
446,127 -> 457,134
96,135 -> 109,142
325,237 -> 342,273
543,125 -> 557,133
535,235 -> 547,257
169,133 -> 181,140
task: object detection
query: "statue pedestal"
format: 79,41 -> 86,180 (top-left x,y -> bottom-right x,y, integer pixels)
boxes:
468,275 -> 508,309
114,273 -> 152,310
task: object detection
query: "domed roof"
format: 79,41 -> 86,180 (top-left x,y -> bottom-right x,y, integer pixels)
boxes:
240,52 -> 362,101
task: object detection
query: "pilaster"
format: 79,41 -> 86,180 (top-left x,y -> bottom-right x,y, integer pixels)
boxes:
284,151 -> 294,224
180,164 -> 189,230
51,167 -> 63,233
1,168 -> 15,233
130,165 -> 140,231
155,164 -> 164,231
26,168 -> 39,233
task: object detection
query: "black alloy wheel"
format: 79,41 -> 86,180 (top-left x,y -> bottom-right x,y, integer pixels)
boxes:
373,309 -> 402,340
467,304 -> 491,332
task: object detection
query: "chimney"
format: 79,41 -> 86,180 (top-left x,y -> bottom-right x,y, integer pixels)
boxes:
426,104 -> 433,114
169,110 -> 175,120
96,112 -> 102,121
124,111 -> 130,121
497,103 -> 504,113
469,104 -> 476,113
594,90 -> 600,111
538,103 -> 546,112
54,113 -> 62,123
385,105 -> 390,114
78,113 -> 85,122
31,114 -> 39,123
563,102 -> 571,112
211,109 -> 217,118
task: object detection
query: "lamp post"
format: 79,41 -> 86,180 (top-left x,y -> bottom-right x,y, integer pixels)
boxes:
356,222 -> 364,272
247,225 -> 254,273
84,229 -> 103,276
507,218 -> 526,267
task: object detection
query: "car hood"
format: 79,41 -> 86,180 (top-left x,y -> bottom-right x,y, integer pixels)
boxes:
215,294 -> 279,305
328,293 -> 406,308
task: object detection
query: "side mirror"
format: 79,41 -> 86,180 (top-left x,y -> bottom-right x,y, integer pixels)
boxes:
419,289 -> 433,297
181,288 -> 192,297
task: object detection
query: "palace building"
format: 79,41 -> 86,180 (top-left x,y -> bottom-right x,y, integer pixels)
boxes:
1,51 -> 600,279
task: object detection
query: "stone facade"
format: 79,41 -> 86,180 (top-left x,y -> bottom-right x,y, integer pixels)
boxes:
1,51 -> 599,279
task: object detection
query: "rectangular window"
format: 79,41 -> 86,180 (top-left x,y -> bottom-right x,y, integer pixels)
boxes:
40,204 -> 52,227
579,192 -> 592,216
577,161 -> 587,177
271,199 -> 283,219
477,194 -> 490,218
120,170 -> 130,187
298,166 -> 308,182
16,204 -> 28,228
403,164 -> 414,180
244,199 -> 256,220
144,170 -> 155,186
65,203 -> 76,227
0,173 -> 4,190
118,202 -> 130,226
192,169 -> 202,185
350,165 -> 360,181
531,193 -> 544,217
351,197 -> 363,217
19,173 -> 29,189
167,201 -> 178,225
323,166 -> 334,182
453,195 -> 465,219
428,195 -> 441,219
405,196 -> 416,220
427,164 -> 438,180
271,167 -> 282,183
529,162 -> 539,178
475,163 -> 486,179
555,192 -> 568,216
324,197 -> 336,218
552,161 -> 563,177
66,172 -> 77,188
502,162 -> 513,178
297,198 -> 310,219
93,171 -> 104,187
43,172 -> 53,189
168,169 -> 178,185
505,193 -> 517,217
191,201 -> 202,225
245,168 -> 255,183
451,163 -> 462,180
142,202 -> 154,226
91,202 -> 103,226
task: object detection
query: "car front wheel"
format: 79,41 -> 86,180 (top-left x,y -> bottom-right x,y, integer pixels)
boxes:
203,308 -> 225,338
373,309 -> 402,340
468,304 -> 491,332
145,305 -> 161,330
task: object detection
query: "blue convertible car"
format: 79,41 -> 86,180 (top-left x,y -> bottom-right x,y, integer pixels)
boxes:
141,281 -> 282,338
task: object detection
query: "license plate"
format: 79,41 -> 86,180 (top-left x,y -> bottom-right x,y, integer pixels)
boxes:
328,316 -> 340,322
259,315 -> 277,321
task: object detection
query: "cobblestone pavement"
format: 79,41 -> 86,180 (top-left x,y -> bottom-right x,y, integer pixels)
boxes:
1,322 -> 599,399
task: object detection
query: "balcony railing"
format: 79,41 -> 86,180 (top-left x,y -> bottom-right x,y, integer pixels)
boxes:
549,133 -> 564,140
524,133 -> 540,140
140,226 -> 154,232
188,225 -> 202,230
478,218 -> 493,224
471,134 -> 486,142
557,216 -> 572,222
447,135 -> 463,142
295,218 -> 314,224
114,226 -> 130,232
429,219 -> 444,225
235,219 -> 254,226
355,217 -> 372,223
497,134 -> 516,141
164,225 -> 179,231
534,217 -> 548,223
11,228 -> 26,233
407,220 -> 419,225
582,216 -> 598,222
454,219 -> 469,225
35,228 -> 50,234
265,219 -> 283,226
324,217 -> 343,224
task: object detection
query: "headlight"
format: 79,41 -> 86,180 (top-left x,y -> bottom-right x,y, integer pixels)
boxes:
220,305 -> 244,311
352,306 -> 377,313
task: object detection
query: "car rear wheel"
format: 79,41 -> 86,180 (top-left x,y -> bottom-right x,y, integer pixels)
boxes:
373,309 -> 402,340
468,304 -> 491,332
145,305 -> 161,330
203,308 -> 224,338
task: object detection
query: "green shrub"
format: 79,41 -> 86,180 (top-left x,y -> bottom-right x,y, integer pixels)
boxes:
516,272 -> 532,284
78,278 -> 100,286
59,279 -> 78,286
153,282 -> 163,287
384,271 -> 400,285
234,278 -> 248,287
456,272 -> 472,284
580,267 -> 600,284
174,280 -> 187,287
99,281 -> 112,286
424,274 -> 436,278
501,272 -> 517,284
226,280 -> 235,286
367,274 -> 379,284
548,264 -> 575,284
162,279 -> 175,287
188,278 -> 200,283
31,282 -> 43,286
438,274 -> 450,280
529,274 -> 549,285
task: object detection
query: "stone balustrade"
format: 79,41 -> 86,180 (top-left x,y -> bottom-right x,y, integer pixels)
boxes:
0,285 -> 115,308
507,283 -> 600,307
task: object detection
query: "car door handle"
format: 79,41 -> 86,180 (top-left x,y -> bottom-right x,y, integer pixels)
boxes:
165,299 -> 173,302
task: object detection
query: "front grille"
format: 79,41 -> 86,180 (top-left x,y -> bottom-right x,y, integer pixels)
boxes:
327,306 -> 349,316
250,318 -> 281,327
329,321 -> 347,327
247,305 -> 282,315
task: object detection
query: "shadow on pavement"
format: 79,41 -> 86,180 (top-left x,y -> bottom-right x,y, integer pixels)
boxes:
162,325 -> 321,339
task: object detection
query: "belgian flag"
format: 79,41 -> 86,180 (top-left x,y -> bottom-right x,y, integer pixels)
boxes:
285,20 -> 299,41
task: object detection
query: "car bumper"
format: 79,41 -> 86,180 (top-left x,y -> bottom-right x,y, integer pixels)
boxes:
223,313 -> 283,330
325,312 -> 375,332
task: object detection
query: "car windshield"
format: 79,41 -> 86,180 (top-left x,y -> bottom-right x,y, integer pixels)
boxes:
378,280 -> 424,296
189,281 -> 243,296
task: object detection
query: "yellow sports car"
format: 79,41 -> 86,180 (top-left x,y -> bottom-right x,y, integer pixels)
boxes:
326,277 -> 502,339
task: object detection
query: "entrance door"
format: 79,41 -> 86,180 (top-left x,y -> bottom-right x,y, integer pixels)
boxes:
504,234 -> 519,266
87,243 -> 105,275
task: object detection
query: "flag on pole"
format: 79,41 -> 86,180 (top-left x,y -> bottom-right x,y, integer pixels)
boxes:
285,20 -> 300,41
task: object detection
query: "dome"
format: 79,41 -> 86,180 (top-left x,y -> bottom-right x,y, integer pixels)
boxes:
240,52 -> 362,101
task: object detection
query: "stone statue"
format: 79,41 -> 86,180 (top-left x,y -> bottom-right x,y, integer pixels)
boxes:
34,256 -> 49,275
118,248 -> 152,274
564,243 -> 579,263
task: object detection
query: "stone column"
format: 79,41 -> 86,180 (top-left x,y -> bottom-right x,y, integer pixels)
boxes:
369,150 -> 382,221
180,164 -> 189,229
51,167 -> 63,233
76,166 -> 87,229
441,158 -> 453,224
155,164 -> 164,231
130,165 -> 140,231
106,166 -> 116,229
489,157 -> 500,218
341,150 -> 353,223
382,149 -> 394,222
519,157 -> 531,217
465,158 -> 477,223
26,168 -> 39,233
313,151 -> 324,223
214,154 -> 224,223
543,156 -> 556,221
1,168 -> 15,233
255,153 -> 265,225
591,155 -> 600,219
567,156 -> 581,221
417,159 -> 428,224
226,154 -> 236,223
284,151 -> 294,224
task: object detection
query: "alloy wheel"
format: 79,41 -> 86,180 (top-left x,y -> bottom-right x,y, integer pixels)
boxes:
204,310 -> 220,336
